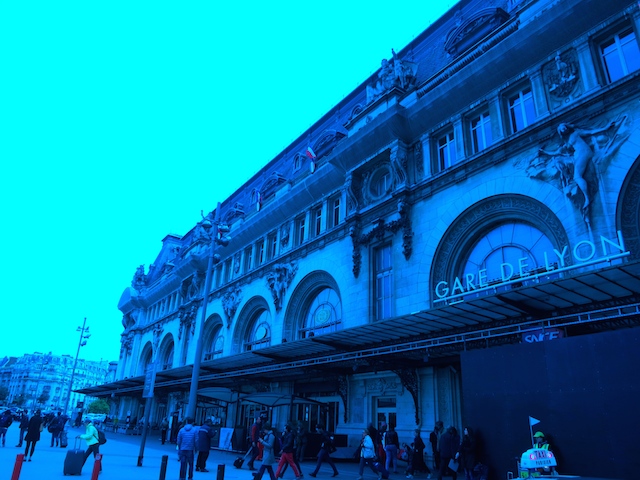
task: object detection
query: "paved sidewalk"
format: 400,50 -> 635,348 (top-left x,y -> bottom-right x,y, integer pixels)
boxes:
0,425 -> 373,480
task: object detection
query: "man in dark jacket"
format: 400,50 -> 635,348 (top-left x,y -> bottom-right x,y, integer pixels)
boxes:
196,419 -> 216,472
437,426 -> 460,480
0,410 -> 13,447
430,421 -> 444,471
309,424 -> 339,478
247,415 -> 263,470
177,418 -> 197,480
16,411 -> 29,447
275,424 -> 302,479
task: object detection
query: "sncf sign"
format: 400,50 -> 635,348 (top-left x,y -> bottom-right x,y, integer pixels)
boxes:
522,328 -> 564,343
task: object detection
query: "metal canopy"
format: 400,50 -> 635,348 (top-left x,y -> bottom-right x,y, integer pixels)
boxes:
77,260 -> 640,398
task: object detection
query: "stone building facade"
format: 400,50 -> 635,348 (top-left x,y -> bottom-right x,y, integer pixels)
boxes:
82,0 -> 640,477
0,353 -> 113,415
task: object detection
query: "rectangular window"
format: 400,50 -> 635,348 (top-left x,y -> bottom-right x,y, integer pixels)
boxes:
470,111 -> 493,153
313,207 -> 322,237
296,215 -> 306,245
437,130 -> 457,170
330,196 -> 341,228
224,259 -> 232,283
257,240 -> 265,266
374,244 -> 393,320
508,87 -> 536,133
268,233 -> 278,259
600,26 -> 640,83
244,246 -> 253,272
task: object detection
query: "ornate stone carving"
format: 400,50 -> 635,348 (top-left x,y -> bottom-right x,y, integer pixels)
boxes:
524,116 -> 629,221
350,199 -> 413,278
345,173 -> 361,215
261,172 -> 287,200
182,273 -> 204,301
393,368 -> 420,425
222,287 -> 243,328
178,303 -> 198,341
542,49 -> 582,110
120,331 -> 135,358
444,8 -> 510,57
266,262 -> 298,311
132,265 -> 147,288
414,141 -> 424,178
390,145 -> 408,188
280,223 -> 290,248
223,203 -> 245,224
366,49 -> 418,104
152,323 -> 164,356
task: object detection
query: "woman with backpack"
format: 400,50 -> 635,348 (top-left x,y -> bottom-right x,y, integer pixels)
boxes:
78,418 -> 101,468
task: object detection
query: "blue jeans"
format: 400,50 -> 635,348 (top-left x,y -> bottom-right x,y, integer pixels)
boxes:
178,449 -> 194,480
385,445 -> 398,472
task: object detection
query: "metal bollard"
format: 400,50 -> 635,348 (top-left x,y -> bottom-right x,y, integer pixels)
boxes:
158,454 -> 168,480
217,463 -> 225,480
11,454 -> 24,480
91,453 -> 102,480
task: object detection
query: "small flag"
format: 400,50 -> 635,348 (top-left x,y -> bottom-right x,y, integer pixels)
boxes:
529,416 -> 540,426
305,146 -> 317,160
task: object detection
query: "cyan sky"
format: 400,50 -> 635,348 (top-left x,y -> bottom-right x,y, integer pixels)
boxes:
1,1 -> 455,362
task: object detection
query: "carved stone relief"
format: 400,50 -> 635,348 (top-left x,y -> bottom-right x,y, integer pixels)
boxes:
542,49 -> 582,110
266,262 -> 298,311
132,265 -> 147,288
366,49 -> 418,104
222,287 -> 243,328
178,303 -> 198,341
152,323 -> 164,357
520,115 -> 629,222
350,199 -> 414,278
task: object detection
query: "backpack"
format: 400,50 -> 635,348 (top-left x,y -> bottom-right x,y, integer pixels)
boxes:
97,429 -> 107,445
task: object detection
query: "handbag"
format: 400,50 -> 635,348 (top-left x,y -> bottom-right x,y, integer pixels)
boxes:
448,459 -> 459,472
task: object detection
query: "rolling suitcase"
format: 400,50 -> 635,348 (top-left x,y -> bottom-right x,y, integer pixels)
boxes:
60,429 -> 68,448
63,438 -> 84,476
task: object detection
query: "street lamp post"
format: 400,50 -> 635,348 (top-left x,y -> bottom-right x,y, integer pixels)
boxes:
185,203 -> 229,420
63,318 -> 90,417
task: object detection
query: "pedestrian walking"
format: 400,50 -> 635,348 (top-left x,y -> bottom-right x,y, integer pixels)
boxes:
16,410 -> 29,447
308,424 -> 339,478
0,409 -> 13,446
429,421 -> 444,471
437,426 -> 460,480
357,428 -> 380,480
196,418 -> 216,472
455,427 -> 476,480
24,409 -> 44,461
50,412 -> 64,447
160,417 -> 169,444
78,418 -> 101,469
255,422 -> 278,480
384,425 -> 400,473
247,414 -> 264,470
177,417 -> 197,480
275,424 -> 302,479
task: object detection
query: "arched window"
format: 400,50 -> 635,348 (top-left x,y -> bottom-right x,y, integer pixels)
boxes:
204,325 -> 224,361
301,287 -> 342,338
160,340 -> 174,371
463,223 -> 557,283
244,310 -> 271,351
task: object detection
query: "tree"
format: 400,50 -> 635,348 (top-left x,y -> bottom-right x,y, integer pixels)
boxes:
0,385 -> 8,403
87,399 -> 110,414
14,394 -> 26,407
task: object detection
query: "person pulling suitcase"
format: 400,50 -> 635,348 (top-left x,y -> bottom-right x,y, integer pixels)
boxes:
78,418 -> 102,471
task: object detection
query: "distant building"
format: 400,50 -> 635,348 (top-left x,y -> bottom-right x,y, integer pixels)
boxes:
0,352 -> 111,414
81,0 -> 640,478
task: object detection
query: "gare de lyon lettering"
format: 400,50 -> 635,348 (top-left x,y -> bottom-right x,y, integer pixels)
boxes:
435,231 -> 629,303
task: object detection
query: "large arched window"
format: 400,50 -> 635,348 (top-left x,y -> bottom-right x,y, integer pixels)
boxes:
430,195 -> 570,306
245,310 -> 271,351
301,287 -> 342,338
138,342 -> 153,376
463,223 -> 557,283
204,325 -> 224,361
159,337 -> 174,371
